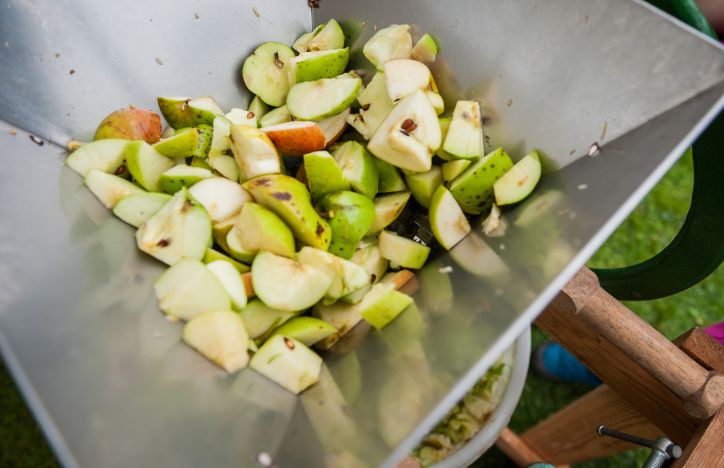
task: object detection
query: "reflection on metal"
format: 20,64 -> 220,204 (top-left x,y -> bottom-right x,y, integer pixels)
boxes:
0,0 -> 723,467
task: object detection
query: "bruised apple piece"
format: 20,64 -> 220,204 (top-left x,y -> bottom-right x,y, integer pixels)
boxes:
297,246 -> 370,302
135,188 -> 212,265
242,174 -> 332,250
449,147 -> 513,214
158,165 -> 213,194
94,107 -> 162,143
443,100 -> 485,159
250,335 -> 322,394
157,96 -> 223,129
269,317 -> 337,347
251,251 -> 332,312
242,42 -> 296,107
368,191 -> 411,234
183,309 -> 249,372
293,19 -> 345,53
261,121 -> 326,156
66,139 -> 128,177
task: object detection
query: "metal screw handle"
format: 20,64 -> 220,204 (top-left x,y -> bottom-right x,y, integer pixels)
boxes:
597,425 -> 682,468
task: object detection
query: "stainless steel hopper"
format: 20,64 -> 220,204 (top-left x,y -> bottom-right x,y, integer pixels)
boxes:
0,0 -> 722,467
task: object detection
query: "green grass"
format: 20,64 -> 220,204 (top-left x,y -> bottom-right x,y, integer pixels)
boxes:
1,152 -> 720,466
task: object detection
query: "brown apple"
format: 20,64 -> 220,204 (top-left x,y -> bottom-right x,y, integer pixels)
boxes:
94,107 -> 162,143
261,121 -> 326,156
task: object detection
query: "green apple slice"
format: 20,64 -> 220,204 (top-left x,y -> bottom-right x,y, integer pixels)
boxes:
251,251 -> 332,312
429,185 -> 471,250
225,227 -> 257,264
236,202 -> 296,258
124,140 -> 174,192
242,42 -> 295,107
383,59 -> 433,102
249,96 -> 270,121
405,166 -> 442,208
332,141 -> 379,199
368,90 -> 441,173
269,317 -> 336,346
258,105 -> 292,128
297,246 -> 370,302
378,230 -> 430,269
206,260 -> 248,310
190,124 -> 213,158
242,174 -> 331,250
493,150 -> 542,205
363,24 -> 412,70
94,107 -> 162,143
318,191 -> 375,259
449,147 -> 514,214
153,127 -> 198,158
188,177 -> 250,223
113,192 -> 172,227
411,33 -> 438,62
250,335 -> 322,394
208,153 -> 240,181
240,299 -> 295,340
357,72 -> 395,138
360,283 -> 413,329
135,188 -> 212,265
66,139 -> 128,177
183,309 -> 249,372
203,248 -> 250,273
229,125 -> 283,181
288,48 -> 349,84
303,150 -> 349,200
158,164 -> 213,194
84,169 -> 144,209
293,19 -> 345,53
154,259 -> 230,321
374,158 -> 407,193
368,191 -> 411,234
157,96 -> 223,129
441,159 -> 472,181
442,100 -> 485,159
287,75 -> 362,121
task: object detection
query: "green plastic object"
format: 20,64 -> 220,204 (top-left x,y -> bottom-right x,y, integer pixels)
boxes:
595,0 -> 721,300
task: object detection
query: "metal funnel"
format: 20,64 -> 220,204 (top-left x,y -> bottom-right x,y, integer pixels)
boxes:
0,0 -> 722,467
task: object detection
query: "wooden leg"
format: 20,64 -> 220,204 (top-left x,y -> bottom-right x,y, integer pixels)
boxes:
520,385 -> 660,465
495,428 -> 569,468
674,409 -> 724,467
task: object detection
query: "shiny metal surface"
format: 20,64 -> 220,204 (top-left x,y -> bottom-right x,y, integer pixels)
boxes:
1,0 -> 723,467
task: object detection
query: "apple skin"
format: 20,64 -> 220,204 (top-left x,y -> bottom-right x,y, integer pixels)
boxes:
94,108 -> 162,143
242,174 -> 332,251
261,121 -> 326,156
317,191 -> 375,259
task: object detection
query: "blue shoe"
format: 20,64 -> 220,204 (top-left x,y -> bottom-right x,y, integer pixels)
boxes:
533,342 -> 602,387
